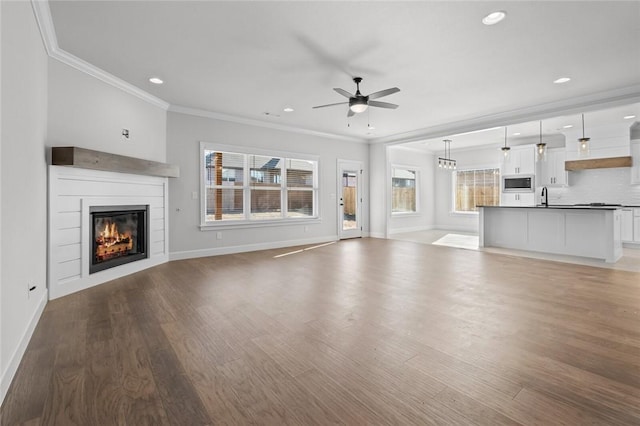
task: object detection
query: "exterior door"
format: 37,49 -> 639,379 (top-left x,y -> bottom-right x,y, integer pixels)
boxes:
338,161 -> 362,239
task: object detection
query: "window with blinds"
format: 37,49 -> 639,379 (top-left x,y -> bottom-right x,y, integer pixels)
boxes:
202,145 -> 318,224
454,168 -> 500,212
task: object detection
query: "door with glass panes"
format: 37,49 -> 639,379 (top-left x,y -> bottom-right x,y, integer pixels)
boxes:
338,161 -> 362,239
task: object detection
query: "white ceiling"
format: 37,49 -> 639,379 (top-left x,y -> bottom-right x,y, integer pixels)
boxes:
48,1 -> 640,145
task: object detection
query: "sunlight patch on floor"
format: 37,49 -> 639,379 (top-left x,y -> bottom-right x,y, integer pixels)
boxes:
431,234 -> 479,250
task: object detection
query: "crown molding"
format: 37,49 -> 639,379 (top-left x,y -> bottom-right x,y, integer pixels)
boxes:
371,85 -> 640,146
168,105 -> 366,144
31,0 -> 169,110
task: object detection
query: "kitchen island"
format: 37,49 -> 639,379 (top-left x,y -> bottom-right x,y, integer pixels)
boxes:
478,206 -> 623,263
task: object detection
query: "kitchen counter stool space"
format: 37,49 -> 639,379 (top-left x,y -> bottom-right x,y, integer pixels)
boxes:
479,205 -> 623,263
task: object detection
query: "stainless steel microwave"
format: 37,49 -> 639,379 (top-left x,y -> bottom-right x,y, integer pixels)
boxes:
502,175 -> 535,192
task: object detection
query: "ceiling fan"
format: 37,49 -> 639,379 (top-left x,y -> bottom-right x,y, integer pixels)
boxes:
313,77 -> 400,117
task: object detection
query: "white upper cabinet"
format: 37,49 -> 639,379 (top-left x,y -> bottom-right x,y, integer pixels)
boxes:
537,148 -> 568,187
631,140 -> 640,185
502,145 -> 535,175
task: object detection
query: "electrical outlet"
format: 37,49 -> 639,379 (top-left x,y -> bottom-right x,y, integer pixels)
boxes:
216,232 -> 222,240
192,191 -> 198,200
304,226 -> 309,232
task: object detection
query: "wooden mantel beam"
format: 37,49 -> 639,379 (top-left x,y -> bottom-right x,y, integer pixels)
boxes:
51,146 -> 180,178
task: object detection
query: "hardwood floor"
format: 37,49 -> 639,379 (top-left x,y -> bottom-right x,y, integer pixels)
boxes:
2,238 -> 640,425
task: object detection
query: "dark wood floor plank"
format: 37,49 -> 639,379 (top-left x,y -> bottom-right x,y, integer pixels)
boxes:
161,320 -> 249,424
3,238 -> 640,425
137,320 -> 212,426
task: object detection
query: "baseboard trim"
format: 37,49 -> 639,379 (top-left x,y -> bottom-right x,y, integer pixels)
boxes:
388,225 -> 434,235
169,235 -> 339,260
434,225 -> 479,233
0,292 -> 47,404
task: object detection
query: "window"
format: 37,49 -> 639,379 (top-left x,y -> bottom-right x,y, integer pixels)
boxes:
202,144 -> 318,226
391,167 -> 417,213
453,168 -> 500,213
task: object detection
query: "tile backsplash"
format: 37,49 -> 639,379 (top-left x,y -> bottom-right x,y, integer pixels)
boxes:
544,167 -> 640,205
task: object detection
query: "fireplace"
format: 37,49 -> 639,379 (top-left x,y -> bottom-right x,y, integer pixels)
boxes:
90,205 -> 149,274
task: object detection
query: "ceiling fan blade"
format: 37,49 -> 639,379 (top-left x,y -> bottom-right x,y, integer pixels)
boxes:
368,100 -> 399,109
334,88 -> 354,98
312,102 -> 349,109
368,87 -> 400,100
347,109 -> 355,118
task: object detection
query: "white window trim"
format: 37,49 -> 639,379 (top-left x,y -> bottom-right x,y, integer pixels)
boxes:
390,164 -> 420,216
451,165 -> 500,215
200,142 -> 320,229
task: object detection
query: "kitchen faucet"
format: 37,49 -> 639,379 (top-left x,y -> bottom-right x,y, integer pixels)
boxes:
541,187 -> 548,207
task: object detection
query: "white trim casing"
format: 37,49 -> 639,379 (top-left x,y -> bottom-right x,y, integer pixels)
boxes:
31,0 -> 169,110
390,164 -> 420,216
169,235 -> 338,260
0,292 -> 47,403
175,106 -> 365,143
199,142 -> 320,229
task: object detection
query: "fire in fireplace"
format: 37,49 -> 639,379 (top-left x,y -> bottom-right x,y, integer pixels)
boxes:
90,205 -> 148,274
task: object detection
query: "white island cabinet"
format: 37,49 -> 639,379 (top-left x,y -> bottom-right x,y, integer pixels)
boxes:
479,206 -> 623,263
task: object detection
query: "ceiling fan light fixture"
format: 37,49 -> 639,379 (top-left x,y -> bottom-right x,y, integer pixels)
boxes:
349,99 -> 368,114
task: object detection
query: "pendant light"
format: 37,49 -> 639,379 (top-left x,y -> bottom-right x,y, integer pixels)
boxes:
501,127 -> 511,159
578,113 -> 590,157
536,120 -> 547,162
438,139 -> 457,170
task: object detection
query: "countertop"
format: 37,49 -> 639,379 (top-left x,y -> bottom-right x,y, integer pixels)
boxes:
477,205 -> 625,210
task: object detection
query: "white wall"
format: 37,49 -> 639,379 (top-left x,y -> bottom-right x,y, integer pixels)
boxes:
167,111 -> 369,258
387,146 -> 435,234
0,0 -> 3,403
369,143 -> 386,238
47,59 -> 167,162
434,145 -> 502,232
1,0 -> 49,402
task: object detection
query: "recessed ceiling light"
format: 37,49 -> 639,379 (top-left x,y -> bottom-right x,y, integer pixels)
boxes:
283,107 -> 294,112
513,132 -> 521,136
624,115 -> 636,120
563,124 -> 573,129
368,125 -> 376,130
553,77 -> 571,84
482,11 -> 506,25
149,77 -> 163,85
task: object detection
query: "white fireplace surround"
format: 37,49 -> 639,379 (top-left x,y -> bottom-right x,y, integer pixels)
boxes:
48,166 -> 169,299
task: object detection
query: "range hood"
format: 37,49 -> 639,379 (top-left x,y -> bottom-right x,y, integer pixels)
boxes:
562,121 -> 635,171
565,156 -> 632,171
